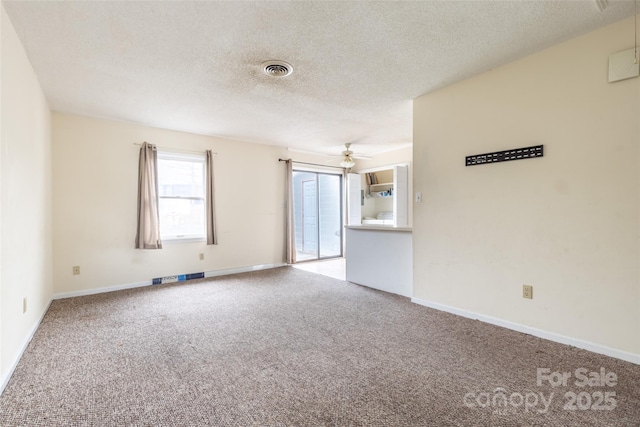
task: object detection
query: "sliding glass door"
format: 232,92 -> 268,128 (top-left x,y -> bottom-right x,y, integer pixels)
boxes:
292,170 -> 342,262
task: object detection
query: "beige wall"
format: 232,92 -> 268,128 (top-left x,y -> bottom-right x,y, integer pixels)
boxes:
52,114 -> 410,296
52,113 -> 303,294
355,146 -> 412,172
1,5 -> 53,382
1,0 -> 4,377
413,17 -> 639,356
1,0 -> 4,379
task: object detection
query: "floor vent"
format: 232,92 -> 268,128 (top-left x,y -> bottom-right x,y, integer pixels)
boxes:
152,272 -> 205,285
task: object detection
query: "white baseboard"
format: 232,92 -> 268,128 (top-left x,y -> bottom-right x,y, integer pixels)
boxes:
53,280 -> 152,300
411,297 -> 640,366
0,299 -> 52,395
53,263 -> 287,300
204,263 -> 287,279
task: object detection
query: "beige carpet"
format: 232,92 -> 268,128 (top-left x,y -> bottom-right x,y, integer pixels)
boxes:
0,267 -> 638,426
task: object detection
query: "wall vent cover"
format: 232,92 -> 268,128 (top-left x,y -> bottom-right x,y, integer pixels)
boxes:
262,60 -> 293,77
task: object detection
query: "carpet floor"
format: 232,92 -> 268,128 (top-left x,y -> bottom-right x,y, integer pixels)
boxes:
0,267 -> 638,426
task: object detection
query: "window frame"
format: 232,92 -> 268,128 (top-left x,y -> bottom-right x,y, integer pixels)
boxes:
157,150 -> 207,243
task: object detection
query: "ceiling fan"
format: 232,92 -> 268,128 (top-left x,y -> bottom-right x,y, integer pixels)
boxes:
339,143 -> 356,168
331,143 -> 372,168
286,143 -> 371,167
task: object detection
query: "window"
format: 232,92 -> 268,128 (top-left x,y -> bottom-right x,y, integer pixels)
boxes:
157,151 -> 206,241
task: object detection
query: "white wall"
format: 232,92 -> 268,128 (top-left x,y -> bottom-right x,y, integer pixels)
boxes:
52,113 -> 304,294
413,17 -> 639,358
1,5 -> 53,383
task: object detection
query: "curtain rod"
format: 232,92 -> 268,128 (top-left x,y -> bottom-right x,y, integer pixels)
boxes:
278,158 -> 345,170
133,142 -> 217,155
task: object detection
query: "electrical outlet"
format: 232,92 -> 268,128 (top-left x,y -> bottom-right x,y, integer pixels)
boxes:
522,284 -> 533,299
73,266 -> 80,275
199,253 -> 204,261
23,297 -> 27,314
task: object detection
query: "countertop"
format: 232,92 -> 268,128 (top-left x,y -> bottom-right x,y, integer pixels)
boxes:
345,225 -> 412,232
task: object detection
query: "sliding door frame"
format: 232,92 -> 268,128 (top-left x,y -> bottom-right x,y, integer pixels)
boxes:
292,167 -> 344,263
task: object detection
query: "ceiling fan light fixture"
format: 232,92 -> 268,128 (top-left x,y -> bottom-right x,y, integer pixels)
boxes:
340,155 -> 356,168
339,143 -> 356,168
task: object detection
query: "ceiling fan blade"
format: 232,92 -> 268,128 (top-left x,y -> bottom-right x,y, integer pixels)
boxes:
287,145 -> 372,160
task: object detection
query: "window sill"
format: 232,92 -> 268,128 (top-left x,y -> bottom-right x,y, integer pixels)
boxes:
161,236 -> 206,244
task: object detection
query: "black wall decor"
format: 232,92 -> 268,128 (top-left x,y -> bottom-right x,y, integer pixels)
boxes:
466,145 -> 543,166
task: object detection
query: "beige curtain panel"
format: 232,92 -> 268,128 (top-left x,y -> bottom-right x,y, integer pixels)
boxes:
285,159 -> 296,264
206,150 -> 218,245
135,142 -> 163,249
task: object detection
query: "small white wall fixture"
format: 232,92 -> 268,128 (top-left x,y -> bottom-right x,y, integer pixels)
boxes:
608,48 -> 639,82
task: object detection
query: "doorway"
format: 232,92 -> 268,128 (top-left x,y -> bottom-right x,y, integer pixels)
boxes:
293,170 -> 343,262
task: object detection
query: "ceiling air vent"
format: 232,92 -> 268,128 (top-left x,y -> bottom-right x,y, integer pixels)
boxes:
262,60 -> 293,77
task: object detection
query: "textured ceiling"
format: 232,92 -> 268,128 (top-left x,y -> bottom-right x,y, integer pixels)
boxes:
2,0 -> 636,156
